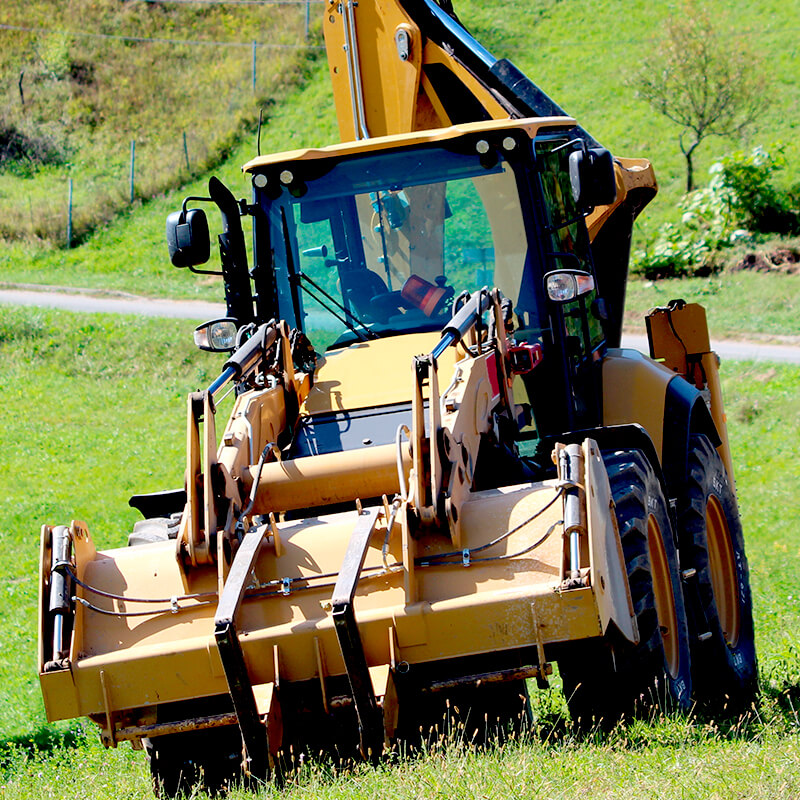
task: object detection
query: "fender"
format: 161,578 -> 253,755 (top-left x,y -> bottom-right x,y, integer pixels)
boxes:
662,373 -> 720,501
600,347 -> 719,504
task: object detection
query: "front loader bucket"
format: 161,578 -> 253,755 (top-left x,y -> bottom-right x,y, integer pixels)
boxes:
39,473 -> 608,760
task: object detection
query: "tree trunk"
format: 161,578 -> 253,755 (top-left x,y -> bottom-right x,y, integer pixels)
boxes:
680,134 -> 701,193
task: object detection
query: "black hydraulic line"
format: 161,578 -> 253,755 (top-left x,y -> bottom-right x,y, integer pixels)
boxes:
64,564 -> 217,605
417,487 -> 564,565
74,596 -> 216,617
418,519 -> 562,567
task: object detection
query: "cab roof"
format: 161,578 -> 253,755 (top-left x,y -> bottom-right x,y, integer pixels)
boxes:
242,115 -> 576,173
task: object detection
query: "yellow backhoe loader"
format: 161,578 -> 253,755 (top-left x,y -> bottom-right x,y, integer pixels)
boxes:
38,1 -> 757,794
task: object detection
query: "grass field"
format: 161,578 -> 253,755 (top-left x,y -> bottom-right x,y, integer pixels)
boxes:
1,304 -> 799,798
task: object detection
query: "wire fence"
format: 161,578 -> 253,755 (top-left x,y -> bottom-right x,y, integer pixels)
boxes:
0,109 -> 271,246
0,2 -> 324,245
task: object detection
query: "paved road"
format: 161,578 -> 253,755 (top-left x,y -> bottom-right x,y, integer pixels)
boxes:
619,334 -> 800,365
0,286 -> 225,320
2,286 -> 799,364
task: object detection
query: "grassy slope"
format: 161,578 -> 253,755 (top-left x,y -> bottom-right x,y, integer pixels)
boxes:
0,56 -> 335,300
624,270 -> 800,339
1,0 -> 799,292
1,307 -> 799,797
0,0 -> 311,243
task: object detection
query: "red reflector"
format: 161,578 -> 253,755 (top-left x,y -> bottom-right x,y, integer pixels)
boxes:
508,343 -> 543,375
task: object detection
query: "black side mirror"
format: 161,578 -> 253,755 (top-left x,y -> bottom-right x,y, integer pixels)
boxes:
568,147 -> 617,209
166,207 -> 210,268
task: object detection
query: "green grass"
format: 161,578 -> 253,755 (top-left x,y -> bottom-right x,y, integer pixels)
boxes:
0,57 -> 335,299
624,270 -> 800,340
0,0 -> 315,243
2,721 -> 800,799
0,308 -> 222,737
1,306 -> 799,797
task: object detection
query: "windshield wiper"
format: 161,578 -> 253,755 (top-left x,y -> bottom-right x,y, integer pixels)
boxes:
294,271 -> 379,341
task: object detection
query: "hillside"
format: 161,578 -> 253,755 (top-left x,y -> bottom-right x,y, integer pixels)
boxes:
0,0 -> 315,243
0,0 -> 798,284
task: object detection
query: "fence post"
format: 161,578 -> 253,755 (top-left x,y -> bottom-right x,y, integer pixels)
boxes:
305,0 -> 310,40
67,177 -> 73,248
183,131 -> 190,171
129,140 -> 136,203
252,40 -> 257,93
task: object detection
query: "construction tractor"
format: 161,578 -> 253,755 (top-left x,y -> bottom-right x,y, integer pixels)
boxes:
38,0 -> 757,794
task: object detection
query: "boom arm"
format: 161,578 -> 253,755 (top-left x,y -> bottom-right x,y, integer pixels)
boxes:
322,0 -> 656,346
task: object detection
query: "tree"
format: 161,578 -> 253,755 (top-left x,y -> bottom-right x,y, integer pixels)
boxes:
632,5 -> 764,192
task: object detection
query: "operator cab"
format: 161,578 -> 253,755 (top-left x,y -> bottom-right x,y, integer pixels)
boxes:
168,118 -> 616,444
248,124 -> 609,352
247,122 -> 613,435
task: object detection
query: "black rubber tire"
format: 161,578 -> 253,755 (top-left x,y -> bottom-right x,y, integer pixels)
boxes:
145,728 -> 242,798
677,434 -> 758,714
560,448 -> 692,727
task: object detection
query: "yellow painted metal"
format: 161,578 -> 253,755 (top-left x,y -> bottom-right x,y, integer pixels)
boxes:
647,512 -> 681,679
322,0 -> 423,139
316,0 -> 656,240
645,302 -> 735,482
39,477 -> 604,725
584,439 -> 637,644
240,442 -> 411,513
601,348 -> 675,460
304,331 -> 456,414
242,117 -> 575,175
700,351 -> 735,484
585,157 -> 658,242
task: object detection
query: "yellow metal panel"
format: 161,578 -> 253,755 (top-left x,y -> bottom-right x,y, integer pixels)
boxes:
322,0 -> 422,140
303,332 -> 455,413
645,303 -> 734,481
646,302 -> 711,375
586,157 -> 658,242
40,480 -> 604,723
602,349 -> 674,460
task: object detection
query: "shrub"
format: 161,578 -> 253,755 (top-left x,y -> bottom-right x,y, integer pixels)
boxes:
0,122 -> 67,174
633,145 -> 799,279
716,146 -> 800,236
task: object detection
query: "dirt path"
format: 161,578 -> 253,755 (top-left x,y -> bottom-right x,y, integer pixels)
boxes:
2,283 -> 800,364
0,284 -> 225,320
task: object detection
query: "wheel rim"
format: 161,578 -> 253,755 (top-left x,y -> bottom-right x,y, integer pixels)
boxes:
706,495 -> 740,648
647,515 -> 680,678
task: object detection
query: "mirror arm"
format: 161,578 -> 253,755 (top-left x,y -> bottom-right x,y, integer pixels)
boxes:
188,264 -> 224,277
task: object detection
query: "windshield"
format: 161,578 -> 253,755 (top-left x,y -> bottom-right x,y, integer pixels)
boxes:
258,145 -> 532,349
